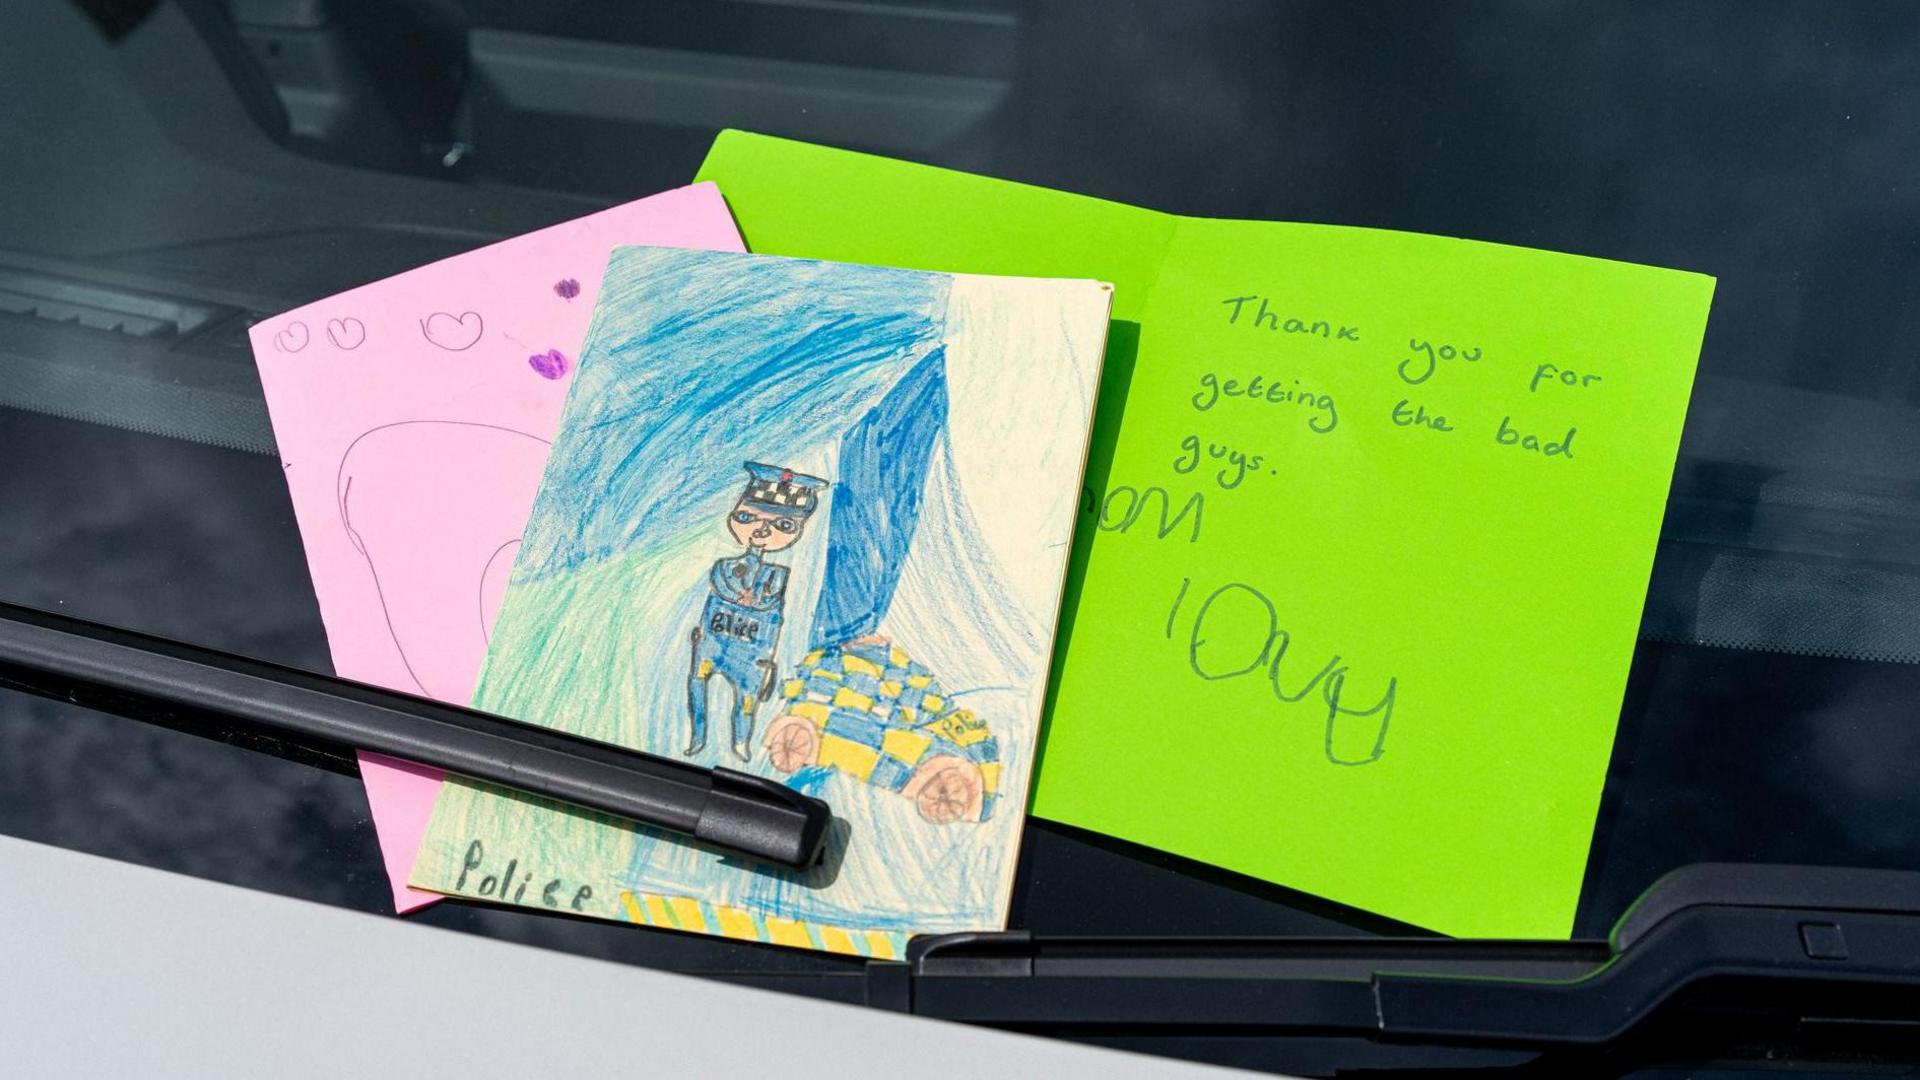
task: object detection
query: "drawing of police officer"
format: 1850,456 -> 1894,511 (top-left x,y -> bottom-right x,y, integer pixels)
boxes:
686,462 -> 828,761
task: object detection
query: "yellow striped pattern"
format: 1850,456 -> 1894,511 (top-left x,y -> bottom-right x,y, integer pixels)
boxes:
764,916 -> 812,949
714,905 -> 758,941
666,896 -> 708,933
618,891 -> 646,924
617,890 -> 908,959
864,931 -> 898,960
642,893 -> 674,927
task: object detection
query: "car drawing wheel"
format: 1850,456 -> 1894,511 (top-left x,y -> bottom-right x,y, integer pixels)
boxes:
909,758 -> 982,824
764,715 -> 819,773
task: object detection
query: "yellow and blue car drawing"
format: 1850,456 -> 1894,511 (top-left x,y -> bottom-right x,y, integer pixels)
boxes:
764,637 -> 1000,824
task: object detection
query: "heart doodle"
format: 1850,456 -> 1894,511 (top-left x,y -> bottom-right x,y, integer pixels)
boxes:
528,349 -> 569,380
419,311 -> 485,351
273,321 -> 310,353
326,316 -> 367,350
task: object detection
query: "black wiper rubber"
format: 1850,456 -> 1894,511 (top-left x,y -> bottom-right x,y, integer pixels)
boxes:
0,601 -> 831,870
875,863 -> 1920,1048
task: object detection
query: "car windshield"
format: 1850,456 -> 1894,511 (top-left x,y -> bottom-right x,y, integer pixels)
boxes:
5,1 -> 1919,1074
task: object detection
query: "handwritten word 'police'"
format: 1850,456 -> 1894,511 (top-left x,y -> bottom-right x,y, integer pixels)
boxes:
1167,577 -> 1395,766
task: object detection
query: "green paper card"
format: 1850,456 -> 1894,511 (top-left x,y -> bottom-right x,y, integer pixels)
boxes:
697,132 -> 1714,938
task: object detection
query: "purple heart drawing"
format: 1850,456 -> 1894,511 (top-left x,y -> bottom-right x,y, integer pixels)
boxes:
553,278 -> 580,301
528,349 -> 569,380
419,310 -> 485,351
325,316 -> 366,350
273,321 -> 310,353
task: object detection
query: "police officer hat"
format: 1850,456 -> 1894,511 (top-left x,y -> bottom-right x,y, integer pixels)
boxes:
741,461 -> 827,516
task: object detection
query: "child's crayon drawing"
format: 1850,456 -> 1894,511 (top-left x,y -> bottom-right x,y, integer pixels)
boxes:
411,247 -> 1112,954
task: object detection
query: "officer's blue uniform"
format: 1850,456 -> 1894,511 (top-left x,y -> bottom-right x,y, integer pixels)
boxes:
686,463 -> 826,759
687,549 -> 786,751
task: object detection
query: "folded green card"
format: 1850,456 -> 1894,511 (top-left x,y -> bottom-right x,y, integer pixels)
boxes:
697,131 -> 1714,938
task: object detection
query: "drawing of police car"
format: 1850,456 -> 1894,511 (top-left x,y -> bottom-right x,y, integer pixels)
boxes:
762,637 -> 1000,824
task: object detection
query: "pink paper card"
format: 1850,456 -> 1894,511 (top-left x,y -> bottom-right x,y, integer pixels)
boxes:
249,183 -> 744,912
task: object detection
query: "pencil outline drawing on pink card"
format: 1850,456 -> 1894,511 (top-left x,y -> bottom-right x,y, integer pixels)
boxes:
419,310 -> 485,351
242,181 -> 747,914
326,316 -> 367,350
335,419 -> 551,701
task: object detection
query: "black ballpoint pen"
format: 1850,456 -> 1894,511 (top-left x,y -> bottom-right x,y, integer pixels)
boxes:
0,601 -> 832,870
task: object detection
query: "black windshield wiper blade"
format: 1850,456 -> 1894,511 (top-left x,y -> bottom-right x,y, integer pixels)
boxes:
873,864 -> 1920,1050
0,600 -> 831,869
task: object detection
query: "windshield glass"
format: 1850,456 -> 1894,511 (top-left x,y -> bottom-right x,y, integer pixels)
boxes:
5,0 -> 1919,1072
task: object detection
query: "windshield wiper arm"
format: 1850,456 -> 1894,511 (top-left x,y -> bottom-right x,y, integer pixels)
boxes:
875,863 -> 1920,1050
0,601 -> 831,870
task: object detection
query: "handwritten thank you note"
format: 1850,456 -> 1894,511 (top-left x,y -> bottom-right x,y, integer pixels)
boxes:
693,132 -> 1717,938
1045,222 -> 1714,937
